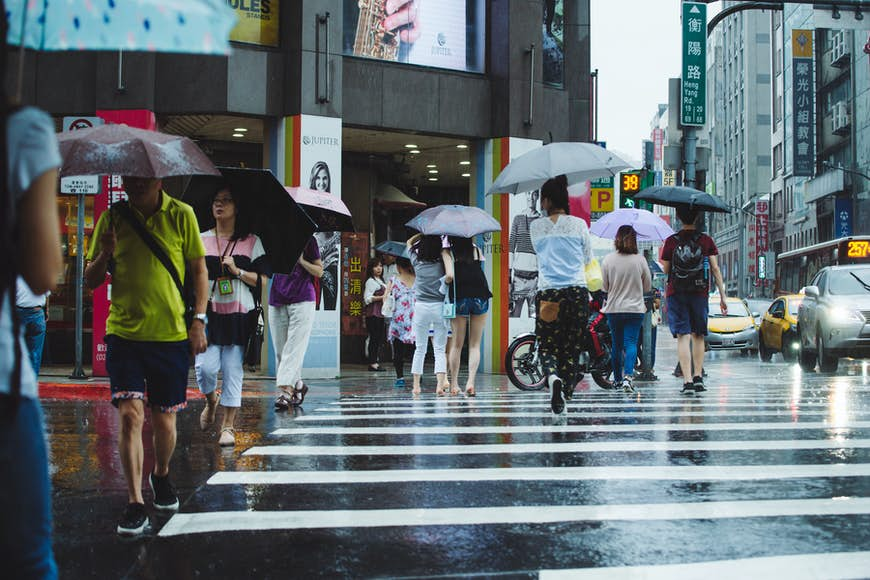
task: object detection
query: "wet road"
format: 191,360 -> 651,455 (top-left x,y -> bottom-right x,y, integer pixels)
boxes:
44,343 -> 870,578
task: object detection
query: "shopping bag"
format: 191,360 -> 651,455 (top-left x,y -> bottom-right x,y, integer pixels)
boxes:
585,258 -> 603,292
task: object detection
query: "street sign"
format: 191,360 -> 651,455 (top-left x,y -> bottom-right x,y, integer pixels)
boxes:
681,2 -> 707,126
60,116 -> 104,195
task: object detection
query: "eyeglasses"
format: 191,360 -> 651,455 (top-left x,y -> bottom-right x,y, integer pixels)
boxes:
213,197 -> 234,205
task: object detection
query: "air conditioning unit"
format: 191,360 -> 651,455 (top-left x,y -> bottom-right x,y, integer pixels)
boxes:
832,101 -> 851,135
830,31 -> 849,67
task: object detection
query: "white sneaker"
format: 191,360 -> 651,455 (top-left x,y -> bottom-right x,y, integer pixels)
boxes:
549,375 -> 565,414
622,377 -> 635,393
219,427 -> 235,447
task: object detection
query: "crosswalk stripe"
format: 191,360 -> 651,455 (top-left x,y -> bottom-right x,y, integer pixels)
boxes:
294,410 -> 868,421
243,438 -> 870,456
206,463 -> 870,485
272,421 -> 870,436
328,392 -> 864,405
314,401 -> 838,412
158,497 -> 870,537
538,551 -> 870,579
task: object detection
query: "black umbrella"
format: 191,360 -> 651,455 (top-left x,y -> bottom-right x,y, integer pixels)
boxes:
635,185 -> 731,213
182,168 -> 317,274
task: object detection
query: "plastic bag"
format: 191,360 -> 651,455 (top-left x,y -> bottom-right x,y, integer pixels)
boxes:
585,258 -> 603,292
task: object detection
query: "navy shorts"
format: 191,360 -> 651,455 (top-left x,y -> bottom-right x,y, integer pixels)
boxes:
105,335 -> 191,412
456,297 -> 490,316
666,294 -> 709,337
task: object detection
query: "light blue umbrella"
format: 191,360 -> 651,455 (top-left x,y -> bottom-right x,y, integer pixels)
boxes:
406,205 -> 501,237
6,0 -> 236,55
590,208 -> 675,242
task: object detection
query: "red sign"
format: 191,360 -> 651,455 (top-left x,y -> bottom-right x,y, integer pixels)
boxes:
755,200 -> 769,253
341,233 -> 370,336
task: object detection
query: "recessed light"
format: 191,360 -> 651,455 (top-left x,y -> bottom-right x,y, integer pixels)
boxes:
409,149 -> 421,154
428,169 -> 439,174
232,133 -> 245,138
461,173 -> 471,178
459,160 -> 471,166
426,164 -> 437,168
428,177 -> 438,182
456,144 -> 468,149
405,144 -> 418,149
233,127 -> 248,133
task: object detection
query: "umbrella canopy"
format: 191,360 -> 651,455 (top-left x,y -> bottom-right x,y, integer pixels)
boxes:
6,0 -> 237,55
374,240 -> 410,259
590,208 -> 675,242
183,168 -> 317,275
406,205 -> 501,237
285,187 -> 355,232
635,186 -> 732,213
487,142 -> 633,195
375,184 -> 426,208
57,124 -> 219,178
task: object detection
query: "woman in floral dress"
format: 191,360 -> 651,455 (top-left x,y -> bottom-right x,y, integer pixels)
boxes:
385,257 -> 415,388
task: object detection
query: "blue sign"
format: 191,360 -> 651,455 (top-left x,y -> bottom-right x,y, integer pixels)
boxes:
835,197 -> 852,238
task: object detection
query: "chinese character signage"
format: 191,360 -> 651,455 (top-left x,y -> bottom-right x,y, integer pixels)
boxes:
652,128 -> 664,161
681,2 -> 707,126
755,200 -> 769,281
835,197 -> 852,238
341,233 -> 369,336
792,30 -> 815,177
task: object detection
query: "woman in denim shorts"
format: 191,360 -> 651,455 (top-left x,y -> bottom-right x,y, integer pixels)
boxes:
447,237 -> 492,397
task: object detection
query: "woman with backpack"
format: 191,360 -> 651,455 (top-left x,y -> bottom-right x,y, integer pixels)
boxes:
600,225 -> 652,393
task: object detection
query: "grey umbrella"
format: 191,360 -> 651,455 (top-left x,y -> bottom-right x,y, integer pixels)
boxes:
406,205 -> 501,237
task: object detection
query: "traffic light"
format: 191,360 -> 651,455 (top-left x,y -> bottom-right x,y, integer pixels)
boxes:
619,171 -> 642,208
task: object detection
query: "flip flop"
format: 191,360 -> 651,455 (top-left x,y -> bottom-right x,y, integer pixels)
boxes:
465,388 -> 476,397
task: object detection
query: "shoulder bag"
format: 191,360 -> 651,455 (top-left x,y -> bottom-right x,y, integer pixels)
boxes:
244,273 -> 265,368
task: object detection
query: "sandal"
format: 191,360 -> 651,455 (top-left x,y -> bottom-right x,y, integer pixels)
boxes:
274,388 -> 297,410
465,387 -> 476,397
293,383 -> 309,406
450,384 -> 461,396
218,427 -> 235,447
200,393 -> 220,430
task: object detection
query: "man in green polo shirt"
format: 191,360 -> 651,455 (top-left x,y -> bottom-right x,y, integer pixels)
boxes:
85,176 -> 208,537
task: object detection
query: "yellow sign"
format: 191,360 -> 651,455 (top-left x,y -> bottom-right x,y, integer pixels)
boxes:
792,29 -> 813,58
620,172 -> 641,195
228,0 -> 280,47
591,188 -> 614,212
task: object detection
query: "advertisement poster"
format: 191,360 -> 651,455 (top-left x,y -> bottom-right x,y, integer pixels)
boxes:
299,115 -> 343,377
542,0 -> 564,86
228,0 -> 280,47
343,0 -> 484,73
341,233 -> 370,336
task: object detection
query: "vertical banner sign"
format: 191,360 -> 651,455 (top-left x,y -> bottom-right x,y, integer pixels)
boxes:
341,233 -> 369,336
681,2 -> 707,126
652,128 -> 664,161
835,198 -> 853,238
589,177 -> 614,221
755,200 -> 769,280
792,30 -> 815,177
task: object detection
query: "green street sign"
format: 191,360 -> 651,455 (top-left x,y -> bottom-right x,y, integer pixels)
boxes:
681,1 -> 707,126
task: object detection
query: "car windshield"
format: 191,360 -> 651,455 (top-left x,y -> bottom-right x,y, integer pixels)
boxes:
788,298 -> 802,316
828,268 -> 870,295
710,301 -> 751,317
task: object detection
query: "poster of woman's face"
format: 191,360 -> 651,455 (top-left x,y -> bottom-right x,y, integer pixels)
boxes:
309,161 -> 338,310
310,161 -> 331,192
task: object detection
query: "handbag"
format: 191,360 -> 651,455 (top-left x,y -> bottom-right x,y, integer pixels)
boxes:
364,284 -> 385,318
244,274 -> 265,368
442,274 -> 457,319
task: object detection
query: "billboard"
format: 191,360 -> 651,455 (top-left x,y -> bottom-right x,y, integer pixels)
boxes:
543,0 -> 564,86
228,0 -> 280,47
343,0 -> 485,73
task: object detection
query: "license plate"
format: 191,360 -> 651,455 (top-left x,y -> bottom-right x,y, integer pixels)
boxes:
722,338 -> 733,346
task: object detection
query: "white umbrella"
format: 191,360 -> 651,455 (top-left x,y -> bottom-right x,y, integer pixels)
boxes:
589,208 -> 675,242
487,142 -> 634,195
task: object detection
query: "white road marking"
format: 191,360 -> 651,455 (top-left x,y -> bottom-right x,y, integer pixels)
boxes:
158,497 -> 870,537
313,401 -> 838,413
294,410 -> 869,421
206,463 -> 870,485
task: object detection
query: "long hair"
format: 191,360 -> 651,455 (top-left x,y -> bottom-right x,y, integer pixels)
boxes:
365,257 -> 383,281
541,174 -> 570,214
212,181 -> 251,241
396,257 -> 413,273
413,235 -> 443,262
614,225 -> 638,254
308,161 -> 331,193
447,236 -> 475,263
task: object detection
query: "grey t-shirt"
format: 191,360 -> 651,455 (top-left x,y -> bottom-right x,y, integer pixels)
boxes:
409,251 -> 446,304
0,107 -> 62,398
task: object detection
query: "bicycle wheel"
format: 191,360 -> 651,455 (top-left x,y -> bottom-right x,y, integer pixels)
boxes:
590,343 -> 615,390
504,335 -> 547,391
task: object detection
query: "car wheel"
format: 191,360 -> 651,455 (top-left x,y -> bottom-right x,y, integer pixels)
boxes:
817,330 -> 839,373
798,326 -> 816,372
781,331 -> 797,362
759,338 -> 773,362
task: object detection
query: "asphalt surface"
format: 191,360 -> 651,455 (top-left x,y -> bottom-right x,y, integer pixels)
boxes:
41,341 -> 870,579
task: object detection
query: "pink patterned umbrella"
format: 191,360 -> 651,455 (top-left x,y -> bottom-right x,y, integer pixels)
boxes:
285,187 -> 355,232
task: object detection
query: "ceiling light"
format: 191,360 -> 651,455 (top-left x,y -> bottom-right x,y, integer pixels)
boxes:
409,149 -> 421,154
428,177 -> 438,182
405,144 -> 418,149
428,169 -> 438,174
461,173 -> 471,178
456,144 -> 468,149
426,164 -> 437,168
232,133 -> 245,138
233,127 -> 248,133
459,160 -> 471,166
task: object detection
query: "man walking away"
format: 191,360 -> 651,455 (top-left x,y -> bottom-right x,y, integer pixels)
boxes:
660,206 -> 726,395
86,177 -> 208,536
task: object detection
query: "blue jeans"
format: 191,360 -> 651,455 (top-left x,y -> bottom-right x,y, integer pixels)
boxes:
607,313 -> 644,382
18,307 -> 46,376
0,396 -> 58,579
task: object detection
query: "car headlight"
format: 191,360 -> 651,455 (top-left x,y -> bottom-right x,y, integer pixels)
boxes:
828,307 -> 864,323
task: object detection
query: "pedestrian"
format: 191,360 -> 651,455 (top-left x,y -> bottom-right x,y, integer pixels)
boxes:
363,257 -> 387,371
270,236 -> 323,409
386,257 -> 415,388
447,236 -> 491,397
15,277 -> 49,375
195,183 -> 271,447
1,99 -> 63,577
600,225 -> 652,393
85,176 -> 209,537
530,174 -> 594,414
660,206 -> 727,395
407,233 -> 453,396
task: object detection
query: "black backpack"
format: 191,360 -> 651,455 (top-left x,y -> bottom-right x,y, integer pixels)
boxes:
669,231 -> 708,292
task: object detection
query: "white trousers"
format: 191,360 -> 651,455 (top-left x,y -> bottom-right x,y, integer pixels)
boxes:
269,301 -> 316,388
411,301 -> 449,376
195,344 -> 245,408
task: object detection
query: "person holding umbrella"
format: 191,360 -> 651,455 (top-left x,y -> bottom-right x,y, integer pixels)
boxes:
600,225 -> 652,393
196,183 -> 271,447
530,175 -> 594,414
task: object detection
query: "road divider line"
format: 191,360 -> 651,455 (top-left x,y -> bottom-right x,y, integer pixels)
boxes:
158,497 -> 870,537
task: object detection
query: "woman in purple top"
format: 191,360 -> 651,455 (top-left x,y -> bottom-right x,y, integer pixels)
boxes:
269,237 -> 323,409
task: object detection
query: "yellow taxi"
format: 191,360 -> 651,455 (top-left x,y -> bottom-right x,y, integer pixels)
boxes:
759,294 -> 803,362
705,297 -> 759,354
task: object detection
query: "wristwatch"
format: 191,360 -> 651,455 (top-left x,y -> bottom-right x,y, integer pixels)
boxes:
193,313 -> 207,325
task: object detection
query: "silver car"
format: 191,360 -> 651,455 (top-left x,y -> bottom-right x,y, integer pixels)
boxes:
798,264 -> 870,373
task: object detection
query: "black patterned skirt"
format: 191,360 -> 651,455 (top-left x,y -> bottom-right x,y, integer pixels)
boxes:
535,286 -> 589,387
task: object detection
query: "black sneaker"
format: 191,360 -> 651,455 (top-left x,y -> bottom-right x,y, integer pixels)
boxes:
117,502 -> 149,537
692,376 -> 707,392
680,382 -> 695,396
150,472 -> 179,511
550,377 -> 565,414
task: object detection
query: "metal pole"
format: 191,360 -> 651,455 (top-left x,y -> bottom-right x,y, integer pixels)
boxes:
683,126 -> 698,189
70,193 -> 87,379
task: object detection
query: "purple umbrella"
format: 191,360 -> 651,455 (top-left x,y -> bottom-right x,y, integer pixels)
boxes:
406,205 -> 501,237
590,208 -> 674,242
